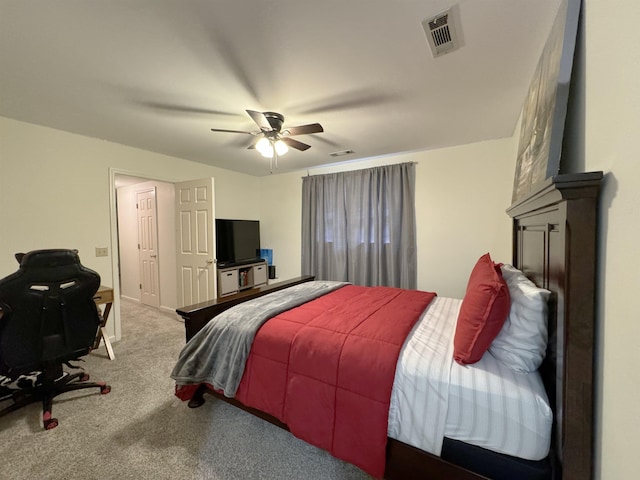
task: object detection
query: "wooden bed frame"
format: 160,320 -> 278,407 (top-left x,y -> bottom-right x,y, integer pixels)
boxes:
176,171 -> 602,480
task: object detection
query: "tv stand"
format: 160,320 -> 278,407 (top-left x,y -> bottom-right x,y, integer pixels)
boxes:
217,260 -> 267,297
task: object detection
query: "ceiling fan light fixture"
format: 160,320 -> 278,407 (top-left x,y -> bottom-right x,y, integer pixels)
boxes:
256,137 -> 273,157
210,110 -> 320,166
256,137 -> 289,158
274,140 -> 288,156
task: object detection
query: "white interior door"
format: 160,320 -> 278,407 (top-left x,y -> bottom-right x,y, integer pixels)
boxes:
137,188 -> 160,308
175,178 -> 216,307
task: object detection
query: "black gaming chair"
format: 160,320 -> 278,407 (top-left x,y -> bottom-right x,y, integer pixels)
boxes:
0,249 -> 111,429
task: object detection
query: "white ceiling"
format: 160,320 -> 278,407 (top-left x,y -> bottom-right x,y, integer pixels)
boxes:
0,0 -> 562,177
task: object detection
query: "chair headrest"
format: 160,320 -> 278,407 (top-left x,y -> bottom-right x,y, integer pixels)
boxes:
17,249 -> 80,269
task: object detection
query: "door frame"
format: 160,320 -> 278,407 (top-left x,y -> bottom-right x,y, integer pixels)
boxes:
108,168 -> 186,342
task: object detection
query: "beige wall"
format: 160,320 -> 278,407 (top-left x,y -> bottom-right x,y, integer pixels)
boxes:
258,137 -> 517,298
579,1 -> 640,478
0,114 -> 516,335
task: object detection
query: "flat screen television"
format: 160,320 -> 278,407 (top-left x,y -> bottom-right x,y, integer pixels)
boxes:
215,219 -> 261,267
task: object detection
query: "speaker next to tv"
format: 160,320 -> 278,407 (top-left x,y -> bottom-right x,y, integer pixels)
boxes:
268,265 -> 276,279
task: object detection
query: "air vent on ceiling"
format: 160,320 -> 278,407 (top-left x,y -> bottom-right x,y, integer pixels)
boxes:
329,149 -> 354,157
422,7 -> 461,58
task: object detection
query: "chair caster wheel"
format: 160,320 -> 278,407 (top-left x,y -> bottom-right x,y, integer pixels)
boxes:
44,418 -> 59,430
100,385 -> 111,394
80,373 -> 90,382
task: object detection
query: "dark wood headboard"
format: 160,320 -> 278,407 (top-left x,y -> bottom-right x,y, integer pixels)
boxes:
507,171 -> 602,480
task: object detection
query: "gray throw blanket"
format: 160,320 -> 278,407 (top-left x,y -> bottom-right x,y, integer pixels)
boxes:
171,281 -> 348,397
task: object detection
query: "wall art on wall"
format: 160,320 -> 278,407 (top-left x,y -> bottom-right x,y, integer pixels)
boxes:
512,0 -> 581,203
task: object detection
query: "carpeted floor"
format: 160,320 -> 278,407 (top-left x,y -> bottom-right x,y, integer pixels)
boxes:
0,299 -> 371,480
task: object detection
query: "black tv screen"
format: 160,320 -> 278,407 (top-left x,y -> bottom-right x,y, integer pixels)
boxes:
215,219 -> 261,267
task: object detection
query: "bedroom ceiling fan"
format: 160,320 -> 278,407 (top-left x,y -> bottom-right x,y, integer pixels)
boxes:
210,110 -> 324,172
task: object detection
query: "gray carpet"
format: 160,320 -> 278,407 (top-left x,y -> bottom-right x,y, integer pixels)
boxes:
0,299 -> 372,480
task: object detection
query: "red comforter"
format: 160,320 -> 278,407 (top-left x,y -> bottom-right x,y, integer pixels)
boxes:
231,285 -> 436,477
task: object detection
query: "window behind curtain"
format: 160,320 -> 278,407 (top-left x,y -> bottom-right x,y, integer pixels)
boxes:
301,162 -> 416,289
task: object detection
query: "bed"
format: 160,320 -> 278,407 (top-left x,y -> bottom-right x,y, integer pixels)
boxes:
173,171 -> 602,480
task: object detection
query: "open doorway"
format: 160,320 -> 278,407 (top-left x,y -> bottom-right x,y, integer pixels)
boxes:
114,174 -> 177,312
110,171 -> 216,345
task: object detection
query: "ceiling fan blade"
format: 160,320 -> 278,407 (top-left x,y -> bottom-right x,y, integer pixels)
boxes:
246,110 -> 273,132
283,123 -> 324,136
292,89 -> 401,115
142,102 -> 239,117
209,30 -> 261,104
281,137 -> 311,151
210,128 -> 255,135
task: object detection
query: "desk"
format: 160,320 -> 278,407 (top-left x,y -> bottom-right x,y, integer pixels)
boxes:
92,285 -> 115,360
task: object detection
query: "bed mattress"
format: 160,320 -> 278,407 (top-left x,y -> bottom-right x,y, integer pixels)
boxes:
388,296 -> 552,461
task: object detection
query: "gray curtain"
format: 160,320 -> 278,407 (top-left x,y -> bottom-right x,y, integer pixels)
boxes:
301,162 -> 416,289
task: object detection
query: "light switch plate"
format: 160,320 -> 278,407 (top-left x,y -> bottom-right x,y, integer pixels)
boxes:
95,247 -> 108,257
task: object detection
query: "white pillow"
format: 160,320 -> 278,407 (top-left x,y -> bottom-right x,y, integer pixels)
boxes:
489,264 -> 551,372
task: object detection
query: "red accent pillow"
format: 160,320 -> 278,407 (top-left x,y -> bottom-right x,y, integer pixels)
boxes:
454,253 -> 511,365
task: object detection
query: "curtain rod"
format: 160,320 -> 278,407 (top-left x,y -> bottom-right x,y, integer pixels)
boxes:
301,161 -> 417,179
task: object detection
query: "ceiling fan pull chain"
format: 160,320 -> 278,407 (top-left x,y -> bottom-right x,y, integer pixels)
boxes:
269,146 -> 279,174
